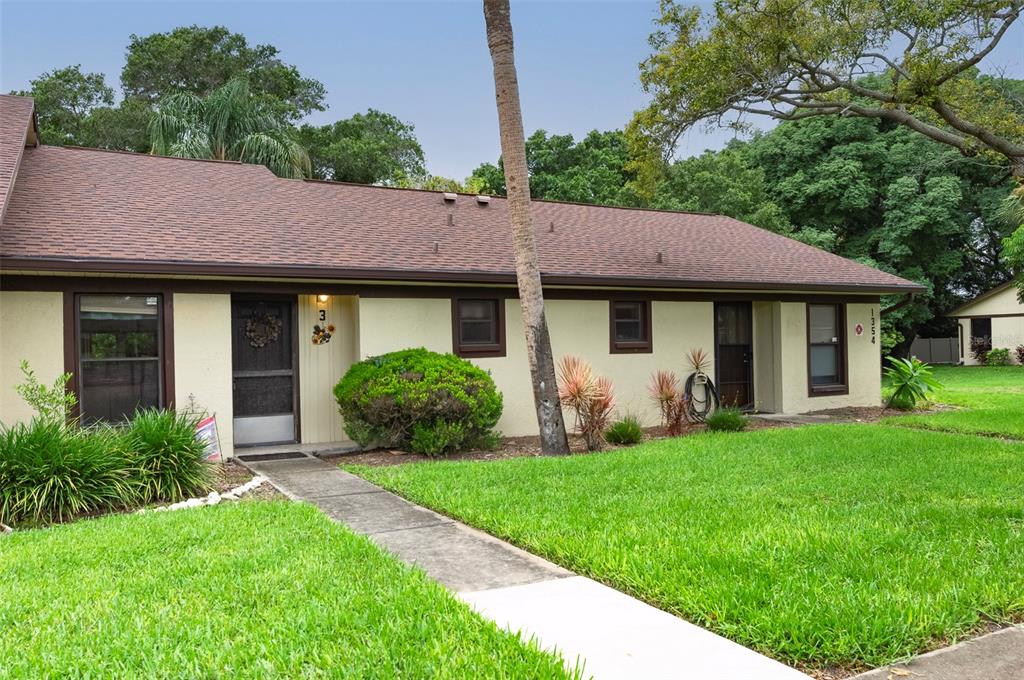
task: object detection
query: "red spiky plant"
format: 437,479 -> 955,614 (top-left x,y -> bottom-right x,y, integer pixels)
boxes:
649,369 -> 688,435
557,355 -> 615,451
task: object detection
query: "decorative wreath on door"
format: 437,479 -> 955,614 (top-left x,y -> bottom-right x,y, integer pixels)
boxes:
245,312 -> 283,348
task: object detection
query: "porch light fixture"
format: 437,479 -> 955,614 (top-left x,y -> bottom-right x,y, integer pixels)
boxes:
317,294 -> 330,303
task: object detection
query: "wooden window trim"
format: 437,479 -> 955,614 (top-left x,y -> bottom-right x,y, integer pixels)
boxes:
806,302 -> 848,397
452,297 -> 505,358
609,300 -> 653,354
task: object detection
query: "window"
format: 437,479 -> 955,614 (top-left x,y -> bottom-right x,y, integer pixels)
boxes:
452,298 -> 504,357
807,303 -> 847,395
610,300 -> 652,353
970,318 -> 992,355
78,294 -> 163,423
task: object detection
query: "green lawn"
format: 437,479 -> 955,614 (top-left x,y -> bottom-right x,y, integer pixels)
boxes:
0,501 -> 573,679
348,425 -> 1024,670
884,365 -> 1024,439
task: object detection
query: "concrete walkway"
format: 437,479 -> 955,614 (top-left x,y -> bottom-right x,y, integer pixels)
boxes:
240,453 -> 809,679
851,625 -> 1024,680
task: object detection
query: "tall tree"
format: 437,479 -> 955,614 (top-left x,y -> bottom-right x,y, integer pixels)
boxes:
298,110 -> 425,184
14,65 -> 113,146
149,78 -> 310,178
472,129 -> 639,205
122,25 -> 326,122
631,1 -> 1024,183
483,0 -> 570,455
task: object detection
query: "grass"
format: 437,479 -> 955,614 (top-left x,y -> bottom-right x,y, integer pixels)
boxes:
348,425 -> 1024,670
884,365 -> 1024,439
0,501 -> 574,679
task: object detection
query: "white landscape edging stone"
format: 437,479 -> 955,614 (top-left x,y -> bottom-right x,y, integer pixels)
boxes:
140,475 -> 267,513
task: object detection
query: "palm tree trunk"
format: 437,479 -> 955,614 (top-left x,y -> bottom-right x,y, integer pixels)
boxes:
483,0 -> 570,455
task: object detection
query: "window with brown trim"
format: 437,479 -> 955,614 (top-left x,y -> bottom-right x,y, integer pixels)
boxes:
77,294 -> 164,423
807,303 -> 848,396
610,300 -> 652,353
452,298 -> 505,358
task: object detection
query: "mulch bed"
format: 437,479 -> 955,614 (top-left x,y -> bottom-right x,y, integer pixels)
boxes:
213,460 -> 284,500
325,417 -> 788,468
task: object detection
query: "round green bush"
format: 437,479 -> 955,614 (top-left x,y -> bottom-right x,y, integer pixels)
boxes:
334,348 -> 503,457
705,406 -> 749,432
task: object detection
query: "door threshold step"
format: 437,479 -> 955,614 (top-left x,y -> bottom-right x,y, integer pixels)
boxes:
235,451 -> 311,462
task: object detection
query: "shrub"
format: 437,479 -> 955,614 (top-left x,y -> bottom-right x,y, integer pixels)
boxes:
1016,345 -> 1024,364
884,356 -> 943,410
0,420 -> 135,525
705,407 -> 748,432
557,355 -> 615,451
13,360 -> 77,424
649,370 -> 688,435
334,348 -> 502,457
604,414 -> 644,446
969,338 -> 990,364
123,408 -> 212,503
986,348 -> 1011,366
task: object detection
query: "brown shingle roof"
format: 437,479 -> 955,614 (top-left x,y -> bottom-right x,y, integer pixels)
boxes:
0,110 -> 921,294
0,95 -> 36,226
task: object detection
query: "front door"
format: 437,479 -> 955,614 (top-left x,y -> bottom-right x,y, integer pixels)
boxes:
231,297 -> 297,446
715,302 -> 753,409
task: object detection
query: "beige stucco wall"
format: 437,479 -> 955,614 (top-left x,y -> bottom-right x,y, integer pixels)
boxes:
0,291 -> 65,426
298,294 -> 358,443
959,315 -> 1024,365
776,302 -> 881,413
172,293 -> 234,457
357,297 -> 716,436
955,284 -> 1022,317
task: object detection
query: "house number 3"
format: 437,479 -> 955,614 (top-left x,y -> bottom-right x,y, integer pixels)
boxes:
319,310 -> 326,322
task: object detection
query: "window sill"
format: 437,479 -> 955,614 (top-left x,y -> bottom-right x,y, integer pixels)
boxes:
610,343 -> 653,354
808,384 -> 849,397
455,345 -> 505,359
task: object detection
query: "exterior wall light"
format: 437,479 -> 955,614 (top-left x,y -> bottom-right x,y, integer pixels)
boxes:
317,294 -> 330,303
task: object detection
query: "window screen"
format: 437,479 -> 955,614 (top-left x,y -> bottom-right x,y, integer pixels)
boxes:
807,303 -> 845,390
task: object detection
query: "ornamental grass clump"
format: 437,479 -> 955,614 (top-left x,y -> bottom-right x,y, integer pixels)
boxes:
884,356 -> 943,410
556,355 -> 615,451
704,406 -> 748,432
334,348 -> 502,457
0,419 -> 135,525
123,408 -> 212,504
604,414 -> 644,446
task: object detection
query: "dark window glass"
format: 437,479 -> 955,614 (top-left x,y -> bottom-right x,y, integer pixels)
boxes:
458,300 -> 498,346
808,304 -> 844,388
610,301 -> 651,352
970,318 -> 992,353
79,294 -> 162,423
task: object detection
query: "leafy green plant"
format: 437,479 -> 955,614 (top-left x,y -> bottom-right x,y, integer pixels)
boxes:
986,348 -> 1011,366
557,355 -> 615,451
0,419 -> 135,525
883,356 -> 943,410
13,360 -> 77,424
123,408 -> 212,503
604,414 -> 644,446
704,407 -> 748,432
334,348 -> 502,457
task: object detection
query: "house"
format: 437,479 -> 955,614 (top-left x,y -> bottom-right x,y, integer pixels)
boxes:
949,282 -> 1024,365
0,94 -> 924,457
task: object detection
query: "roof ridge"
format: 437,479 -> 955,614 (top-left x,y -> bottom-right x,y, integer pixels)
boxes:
56,145 -> 256,168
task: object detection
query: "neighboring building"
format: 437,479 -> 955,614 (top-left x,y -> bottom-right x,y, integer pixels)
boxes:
949,282 -> 1024,365
0,95 -> 924,457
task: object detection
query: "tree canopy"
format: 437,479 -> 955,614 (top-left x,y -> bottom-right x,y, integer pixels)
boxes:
298,110 -> 425,184
631,0 -> 1024,185
149,78 -> 310,178
122,25 -> 325,122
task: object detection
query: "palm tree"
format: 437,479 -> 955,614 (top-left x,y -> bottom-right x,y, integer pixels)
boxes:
149,78 -> 310,178
483,0 -> 570,455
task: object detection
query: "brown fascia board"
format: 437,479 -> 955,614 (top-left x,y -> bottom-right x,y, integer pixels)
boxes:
0,256 -> 927,295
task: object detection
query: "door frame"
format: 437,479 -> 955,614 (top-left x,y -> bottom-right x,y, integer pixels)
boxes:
230,293 -> 301,447
713,301 -> 754,411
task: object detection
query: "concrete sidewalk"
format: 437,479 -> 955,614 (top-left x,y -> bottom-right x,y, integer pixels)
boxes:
851,625 -> 1024,680
240,452 -> 808,679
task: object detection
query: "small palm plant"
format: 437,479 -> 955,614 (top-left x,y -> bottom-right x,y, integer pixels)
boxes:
557,355 -> 615,451
149,78 -> 310,178
649,370 -> 688,435
883,356 -> 943,410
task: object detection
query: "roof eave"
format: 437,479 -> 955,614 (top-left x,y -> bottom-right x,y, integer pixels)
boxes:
0,256 -> 926,296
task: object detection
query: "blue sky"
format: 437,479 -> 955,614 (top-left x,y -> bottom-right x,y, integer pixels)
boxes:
2,1 -> 1023,179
